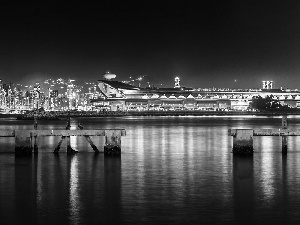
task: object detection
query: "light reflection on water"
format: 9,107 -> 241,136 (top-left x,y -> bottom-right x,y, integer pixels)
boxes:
69,155 -> 80,224
1,116 -> 300,223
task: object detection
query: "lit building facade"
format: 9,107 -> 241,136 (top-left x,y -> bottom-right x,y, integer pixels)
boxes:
94,74 -> 300,111
0,74 -> 299,112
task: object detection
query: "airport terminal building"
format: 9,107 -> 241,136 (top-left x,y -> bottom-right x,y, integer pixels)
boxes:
93,72 -> 300,111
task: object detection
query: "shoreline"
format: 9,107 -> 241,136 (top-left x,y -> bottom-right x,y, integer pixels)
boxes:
127,111 -> 300,116
1,110 -> 300,118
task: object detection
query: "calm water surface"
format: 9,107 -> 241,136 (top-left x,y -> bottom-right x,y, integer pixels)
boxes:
1,116 -> 300,224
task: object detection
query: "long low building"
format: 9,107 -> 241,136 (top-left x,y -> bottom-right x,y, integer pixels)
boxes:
92,75 -> 300,111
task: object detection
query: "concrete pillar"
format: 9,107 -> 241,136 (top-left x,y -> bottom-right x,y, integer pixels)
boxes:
232,129 -> 254,155
282,115 -> 288,154
77,124 -> 99,152
66,117 -> 71,130
66,116 -> 77,154
104,130 -> 122,156
85,136 -> 99,152
78,123 -> 83,130
15,130 -> 32,156
54,136 -> 66,153
67,136 -> 72,153
66,136 -> 77,154
282,115 -> 288,128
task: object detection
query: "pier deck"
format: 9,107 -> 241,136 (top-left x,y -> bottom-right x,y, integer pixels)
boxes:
0,129 -> 126,156
0,129 -> 126,137
228,115 -> 292,155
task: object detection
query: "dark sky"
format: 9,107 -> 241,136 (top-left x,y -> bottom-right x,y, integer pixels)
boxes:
1,0 -> 300,89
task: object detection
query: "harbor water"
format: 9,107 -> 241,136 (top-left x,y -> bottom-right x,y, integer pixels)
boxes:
1,116 -> 300,224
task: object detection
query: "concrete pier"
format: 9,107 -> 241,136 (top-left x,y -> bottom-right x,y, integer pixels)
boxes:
15,130 -> 32,156
229,116 -> 297,155
2,129 -> 126,155
104,130 -> 122,156
232,129 -> 254,155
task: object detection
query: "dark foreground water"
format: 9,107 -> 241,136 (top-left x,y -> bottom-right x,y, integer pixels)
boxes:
1,116 -> 300,224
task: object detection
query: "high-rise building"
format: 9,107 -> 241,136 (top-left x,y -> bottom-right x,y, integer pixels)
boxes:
33,82 -> 41,109
67,79 -> 75,109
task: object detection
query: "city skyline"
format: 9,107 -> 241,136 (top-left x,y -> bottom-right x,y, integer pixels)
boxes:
1,1 -> 300,89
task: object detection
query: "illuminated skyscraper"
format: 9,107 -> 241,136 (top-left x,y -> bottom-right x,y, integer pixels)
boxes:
33,82 -> 41,109
67,79 -> 75,109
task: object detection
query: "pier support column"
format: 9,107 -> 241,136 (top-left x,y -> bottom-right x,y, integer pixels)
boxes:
282,116 -> 288,154
54,136 -> 66,153
15,131 -> 32,156
66,115 -> 77,154
77,124 -> 99,152
232,129 -> 254,156
85,136 -> 99,152
67,136 -> 77,154
104,130 -> 122,156
282,115 -> 288,129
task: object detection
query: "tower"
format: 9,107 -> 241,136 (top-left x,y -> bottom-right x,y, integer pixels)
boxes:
262,81 -> 273,89
174,77 -> 180,88
103,70 -> 116,80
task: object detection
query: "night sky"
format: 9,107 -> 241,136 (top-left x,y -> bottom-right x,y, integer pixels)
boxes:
1,1 -> 300,89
